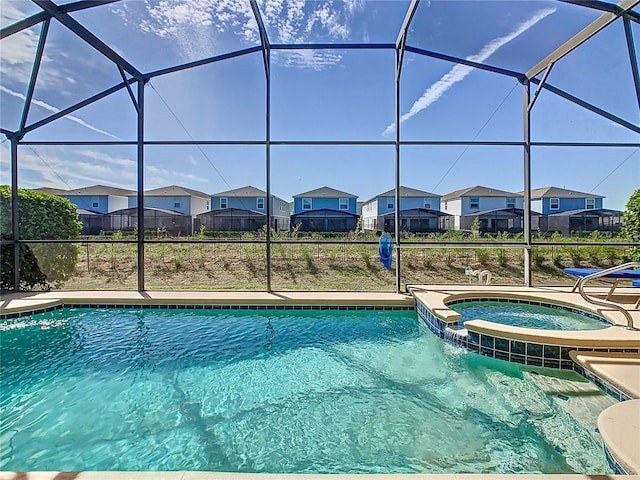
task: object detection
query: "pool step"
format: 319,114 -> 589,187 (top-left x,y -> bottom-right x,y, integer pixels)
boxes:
490,369 -> 615,472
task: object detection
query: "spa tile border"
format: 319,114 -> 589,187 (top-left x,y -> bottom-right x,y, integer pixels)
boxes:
0,303 -> 414,319
572,363 -> 633,402
416,299 -> 637,401
603,443 -> 628,475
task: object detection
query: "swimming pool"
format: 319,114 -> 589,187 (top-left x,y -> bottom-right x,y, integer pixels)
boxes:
448,300 -> 608,330
0,307 -> 615,474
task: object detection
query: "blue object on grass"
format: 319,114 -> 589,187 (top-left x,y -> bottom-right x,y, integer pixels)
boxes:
379,233 -> 393,269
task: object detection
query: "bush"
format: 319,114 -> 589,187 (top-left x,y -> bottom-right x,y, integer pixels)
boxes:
622,189 -> 640,262
0,186 -> 82,291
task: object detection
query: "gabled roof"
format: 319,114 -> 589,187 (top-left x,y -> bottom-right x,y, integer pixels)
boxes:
144,185 -> 209,198
108,206 -> 187,216
363,186 -> 441,204
379,208 -> 451,217
197,207 -> 265,217
34,187 -> 69,195
293,186 -> 357,198
76,208 -> 101,215
547,208 -> 622,217
65,184 -> 136,196
210,185 -> 287,203
442,185 -> 521,200
377,186 -> 440,198
212,186 -> 266,197
521,186 -> 605,199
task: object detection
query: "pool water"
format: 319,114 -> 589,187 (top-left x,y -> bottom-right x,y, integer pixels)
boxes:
449,301 -> 608,330
0,307 -> 615,474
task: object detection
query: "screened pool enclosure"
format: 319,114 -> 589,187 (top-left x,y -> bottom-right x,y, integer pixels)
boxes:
1,0 -> 639,292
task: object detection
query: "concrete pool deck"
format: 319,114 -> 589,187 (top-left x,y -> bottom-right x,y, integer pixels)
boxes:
0,473 -> 636,479
1,285 -> 639,478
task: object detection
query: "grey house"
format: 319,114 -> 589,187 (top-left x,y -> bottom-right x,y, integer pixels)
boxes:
200,186 -> 290,232
290,186 -> 359,232
522,187 -> 621,235
442,185 -> 529,233
360,186 -> 449,233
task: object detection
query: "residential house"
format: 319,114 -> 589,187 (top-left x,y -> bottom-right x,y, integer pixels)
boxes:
61,185 -> 134,214
199,186 -> 290,232
290,187 -> 359,232
131,185 -> 210,216
36,185 -> 135,234
441,185 -> 527,233
126,185 -> 210,235
524,186 -> 621,234
361,186 -> 448,233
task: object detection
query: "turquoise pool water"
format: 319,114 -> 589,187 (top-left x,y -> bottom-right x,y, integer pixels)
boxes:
0,307 -> 615,474
449,301 -> 607,330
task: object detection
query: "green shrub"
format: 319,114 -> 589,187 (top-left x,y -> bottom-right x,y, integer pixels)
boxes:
532,250 -> 546,268
476,248 -> 490,266
0,186 -> 82,290
621,189 -> 640,261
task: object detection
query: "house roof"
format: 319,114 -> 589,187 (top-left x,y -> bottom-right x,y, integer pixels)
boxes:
293,186 -> 357,198
461,207 -> 542,217
210,185 -> 287,203
34,187 -> 69,195
197,207 -> 265,217
520,186 -> 605,199
363,186 -> 441,204
442,185 -> 521,200
107,207 -> 187,216
547,208 -> 623,217
64,184 -> 137,196
379,208 -> 451,217
76,208 -> 101,215
144,185 -> 209,198
212,186 -> 266,197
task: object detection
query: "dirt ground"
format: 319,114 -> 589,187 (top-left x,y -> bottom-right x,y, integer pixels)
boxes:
59,241 -> 598,292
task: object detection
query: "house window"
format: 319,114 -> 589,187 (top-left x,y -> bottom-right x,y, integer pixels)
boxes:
585,198 -> 595,209
424,198 -> 431,209
339,198 -> 349,210
506,197 -> 516,208
550,198 -> 560,210
174,202 -> 181,208
302,198 -> 312,210
257,197 -> 265,209
470,197 -> 479,209
444,201 -> 448,210
387,198 -> 394,209
220,197 -> 228,209
91,197 -> 99,208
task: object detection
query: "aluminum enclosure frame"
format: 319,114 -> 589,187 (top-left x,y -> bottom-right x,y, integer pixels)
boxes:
2,0 -> 639,293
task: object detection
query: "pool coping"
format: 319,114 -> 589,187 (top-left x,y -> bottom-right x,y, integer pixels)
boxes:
0,473 -> 636,479
2,287 -> 640,479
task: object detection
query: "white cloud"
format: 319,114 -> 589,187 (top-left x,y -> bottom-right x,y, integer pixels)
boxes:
0,0 -> 115,95
383,7 -> 557,135
123,0 -> 365,70
0,85 -> 120,139
0,1 -> 43,86
0,144 -> 208,191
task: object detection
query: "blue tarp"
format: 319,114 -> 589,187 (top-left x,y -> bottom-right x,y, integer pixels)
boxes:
379,233 -> 393,269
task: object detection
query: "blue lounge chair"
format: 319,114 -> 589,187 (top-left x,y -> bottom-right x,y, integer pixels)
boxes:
564,267 -> 640,300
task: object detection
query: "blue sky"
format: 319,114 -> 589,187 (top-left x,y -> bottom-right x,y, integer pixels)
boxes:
1,0 -> 638,210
